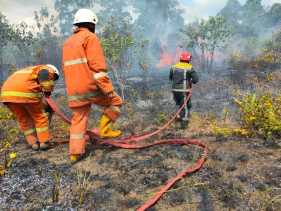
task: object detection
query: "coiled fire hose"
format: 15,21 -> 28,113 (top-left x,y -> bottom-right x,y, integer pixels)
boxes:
45,91 -> 208,211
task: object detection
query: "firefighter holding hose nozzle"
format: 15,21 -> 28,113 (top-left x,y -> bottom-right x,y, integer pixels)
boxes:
62,9 -> 123,162
0,64 -> 60,150
169,52 -> 199,129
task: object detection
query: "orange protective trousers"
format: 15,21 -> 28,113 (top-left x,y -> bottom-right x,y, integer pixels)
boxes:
6,103 -> 50,145
69,94 -> 122,155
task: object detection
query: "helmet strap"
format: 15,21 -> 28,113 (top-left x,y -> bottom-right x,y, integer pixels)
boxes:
74,22 -> 95,33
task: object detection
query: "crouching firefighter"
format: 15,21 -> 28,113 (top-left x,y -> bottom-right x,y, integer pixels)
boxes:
0,64 -> 60,150
63,9 -> 123,162
169,52 -> 199,129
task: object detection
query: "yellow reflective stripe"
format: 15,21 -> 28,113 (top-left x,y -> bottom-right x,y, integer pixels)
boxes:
1,91 -> 42,98
64,58 -> 87,66
36,127 -> 48,133
93,72 -> 108,80
68,92 -> 100,102
24,128 -> 36,136
70,133 -> 84,140
174,62 -> 193,70
41,110 -> 49,118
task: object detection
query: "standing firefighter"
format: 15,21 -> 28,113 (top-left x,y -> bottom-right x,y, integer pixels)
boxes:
169,52 -> 199,129
63,9 -> 123,162
0,64 -> 60,150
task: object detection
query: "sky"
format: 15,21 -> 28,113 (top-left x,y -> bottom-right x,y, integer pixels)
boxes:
180,0 -> 281,21
1,0 -> 281,25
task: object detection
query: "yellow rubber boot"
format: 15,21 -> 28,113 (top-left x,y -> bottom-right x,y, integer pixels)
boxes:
99,114 -> 122,138
70,155 -> 79,162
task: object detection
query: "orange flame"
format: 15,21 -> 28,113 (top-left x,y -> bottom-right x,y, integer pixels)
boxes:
156,46 -> 182,69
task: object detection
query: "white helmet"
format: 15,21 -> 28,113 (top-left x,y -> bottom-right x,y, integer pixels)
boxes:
47,64 -> 60,79
73,9 -> 98,25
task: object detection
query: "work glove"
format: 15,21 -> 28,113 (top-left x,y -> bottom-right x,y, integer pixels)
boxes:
44,104 -> 54,114
92,72 -> 115,95
106,91 -> 116,98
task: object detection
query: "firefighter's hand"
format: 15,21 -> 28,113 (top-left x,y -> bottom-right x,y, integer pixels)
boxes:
106,91 -> 115,98
42,93 -> 52,108
41,98 -> 54,114
42,97 -> 48,107
105,92 -> 114,98
45,104 -> 54,114
185,88 -> 192,92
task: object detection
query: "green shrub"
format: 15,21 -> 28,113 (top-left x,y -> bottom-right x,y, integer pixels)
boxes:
0,105 -> 13,120
0,105 -> 19,151
235,93 -> 281,139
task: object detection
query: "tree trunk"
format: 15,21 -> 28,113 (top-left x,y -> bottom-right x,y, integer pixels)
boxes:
209,48 -> 215,71
200,47 -> 206,70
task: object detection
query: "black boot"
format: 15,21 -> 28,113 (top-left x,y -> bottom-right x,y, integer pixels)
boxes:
180,120 -> 189,129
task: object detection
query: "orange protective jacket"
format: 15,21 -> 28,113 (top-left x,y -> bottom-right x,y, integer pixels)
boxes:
63,27 -> 114,108
1,65 -> 56,103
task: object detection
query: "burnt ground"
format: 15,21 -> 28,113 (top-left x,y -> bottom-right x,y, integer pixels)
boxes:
1,117 -> 281,210
1,70 -> 281,210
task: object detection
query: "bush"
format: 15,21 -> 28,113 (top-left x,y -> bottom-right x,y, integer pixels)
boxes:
0,105 -> 19,152
0,105 -> 20,176
234,93 -> 281,139
0,105 -> 13,120
209,108 -> 249,138
228,51 -> 251,70
251,51 -> 281,70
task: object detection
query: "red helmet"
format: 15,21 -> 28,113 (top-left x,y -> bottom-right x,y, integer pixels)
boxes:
180,51 -> 192,62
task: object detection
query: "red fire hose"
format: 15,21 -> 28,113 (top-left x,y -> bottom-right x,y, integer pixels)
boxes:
45,91 -> 208,211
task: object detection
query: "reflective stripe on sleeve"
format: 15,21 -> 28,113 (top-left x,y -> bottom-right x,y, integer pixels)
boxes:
70,133 -> 84,140
64,58 -> 87,66
1,91 -> 42,98
93,72 -> 108,80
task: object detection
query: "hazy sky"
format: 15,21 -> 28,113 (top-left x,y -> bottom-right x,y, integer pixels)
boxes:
1,0 -> 281,24
180,0 -> 281,20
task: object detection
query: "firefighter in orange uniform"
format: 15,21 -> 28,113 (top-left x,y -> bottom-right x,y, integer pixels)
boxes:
0,64 -> 60,150
63,9 -> 123,162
